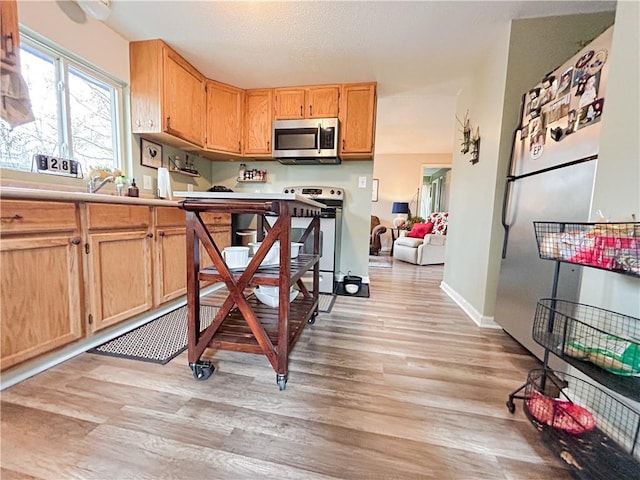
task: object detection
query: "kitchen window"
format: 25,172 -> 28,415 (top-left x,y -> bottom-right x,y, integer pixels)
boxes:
0,31 -> 124,174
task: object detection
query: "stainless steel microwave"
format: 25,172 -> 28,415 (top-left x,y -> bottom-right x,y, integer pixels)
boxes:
272,118 -> 341,165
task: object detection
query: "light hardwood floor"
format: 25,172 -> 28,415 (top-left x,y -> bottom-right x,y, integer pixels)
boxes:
0,259 -> 571,479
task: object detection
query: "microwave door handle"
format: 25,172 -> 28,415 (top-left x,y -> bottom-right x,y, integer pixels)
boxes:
317,123 -> 322,154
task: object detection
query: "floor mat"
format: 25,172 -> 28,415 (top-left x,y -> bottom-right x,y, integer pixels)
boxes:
88,305 -> 217,364
369,255 -> 393,268
335,282 -> 370,298
318,293 -> 337,313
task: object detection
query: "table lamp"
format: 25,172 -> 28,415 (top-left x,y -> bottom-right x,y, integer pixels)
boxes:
392,202 -> 409,228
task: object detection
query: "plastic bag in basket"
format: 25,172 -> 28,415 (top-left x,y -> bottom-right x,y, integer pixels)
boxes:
526,392 -> 596,435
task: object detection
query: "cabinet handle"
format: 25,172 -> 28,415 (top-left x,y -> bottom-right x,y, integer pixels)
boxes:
135,119 -> 141,127
0,214 -> 23,221
238,141 -> 241,152
159,231 -> 165,237
146,232 -> 154,238
71,237 -> 81,245
148,119 -> 154,128
342,139 -> 346,150
300,105 -> 303,117
166,117 -> 171,129
309,105 -> 312,116
267,140 -> 270,150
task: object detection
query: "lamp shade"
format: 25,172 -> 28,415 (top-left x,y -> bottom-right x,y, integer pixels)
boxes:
392,202 -> 409,214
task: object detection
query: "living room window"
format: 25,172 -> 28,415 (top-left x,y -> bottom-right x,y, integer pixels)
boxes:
0,31 -> 124,174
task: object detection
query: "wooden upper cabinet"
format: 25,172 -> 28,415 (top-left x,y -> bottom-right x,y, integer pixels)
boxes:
274,88 -> 306,119
339,82 -> 377,158
204,80 -> 244,155
307,86 -> 340,118
274,85 -> 340,120
1,0 -> 19,68
130,40 -> 205,148
244,89 -> 273,157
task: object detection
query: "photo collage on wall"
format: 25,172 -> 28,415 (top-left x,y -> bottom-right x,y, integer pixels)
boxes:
522,42 -> 609,158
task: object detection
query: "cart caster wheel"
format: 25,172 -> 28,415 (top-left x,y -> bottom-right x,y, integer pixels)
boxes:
190,361 -> 214,381
506,400 -> 516,414
307,313 -> 317,325
276,374 -> 288,391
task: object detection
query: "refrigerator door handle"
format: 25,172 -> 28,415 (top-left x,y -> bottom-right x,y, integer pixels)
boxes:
501,176 -> 516,258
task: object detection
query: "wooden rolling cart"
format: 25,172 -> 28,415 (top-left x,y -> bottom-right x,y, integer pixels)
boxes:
506,221 -> 640,479
178,192 -> 323,390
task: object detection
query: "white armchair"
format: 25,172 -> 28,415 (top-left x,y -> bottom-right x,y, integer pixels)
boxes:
393,212 -> 448,265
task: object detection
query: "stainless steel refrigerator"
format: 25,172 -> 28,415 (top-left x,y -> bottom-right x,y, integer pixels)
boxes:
494,26 -> 614,360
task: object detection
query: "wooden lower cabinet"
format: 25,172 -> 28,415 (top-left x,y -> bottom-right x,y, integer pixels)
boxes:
84,203 -> 154,333
155,226 -> 187,304
86,230 -> 154,332
0,200 -> 84,371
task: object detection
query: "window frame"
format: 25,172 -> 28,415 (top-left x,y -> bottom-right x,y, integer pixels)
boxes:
4,27 -> 126,174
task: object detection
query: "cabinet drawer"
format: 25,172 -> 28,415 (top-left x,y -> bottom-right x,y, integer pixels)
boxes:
155,207 -> 186,227
87,204 -> 150,230
200,212 -> 231,225
0,200 -> 78,235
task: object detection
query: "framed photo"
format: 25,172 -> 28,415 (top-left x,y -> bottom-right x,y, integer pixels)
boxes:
140,138 -> 163,169
372,178 -> 379,202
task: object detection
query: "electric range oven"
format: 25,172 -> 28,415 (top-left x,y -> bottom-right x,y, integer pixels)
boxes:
263,186 -> 343,293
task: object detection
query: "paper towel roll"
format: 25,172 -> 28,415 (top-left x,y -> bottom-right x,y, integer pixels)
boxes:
157,167 -> 172,199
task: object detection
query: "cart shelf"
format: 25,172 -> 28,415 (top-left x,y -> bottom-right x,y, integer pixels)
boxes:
533,299 -> 640,401
522,369 -> 640,480
533,221 -> 640,278
206,294 -> 317,353
199,254 -> 319,286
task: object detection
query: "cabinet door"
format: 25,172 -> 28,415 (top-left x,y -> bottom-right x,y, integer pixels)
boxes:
86,230 -> 153,332
205,80 -> 244,154
1,0 -> 19,67
155,227 -> 187,305
1,235 -> 83,370
162,47 -> 205,147
244,89 -> 273,156
274,88 -> 306,119
339,83 -> 377,157
307,85 -> 340,118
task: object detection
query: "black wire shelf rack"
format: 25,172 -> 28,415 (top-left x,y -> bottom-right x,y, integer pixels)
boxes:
533,298 -> 640,402
533,221 -> 640,278
522,369 -> 640,479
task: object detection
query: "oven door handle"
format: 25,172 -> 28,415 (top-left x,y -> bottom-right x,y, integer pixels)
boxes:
317,123 -> 322,154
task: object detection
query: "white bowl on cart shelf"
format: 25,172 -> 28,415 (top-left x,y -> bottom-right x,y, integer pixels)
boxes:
254,286 -> 298,308
248,241 -> 305,262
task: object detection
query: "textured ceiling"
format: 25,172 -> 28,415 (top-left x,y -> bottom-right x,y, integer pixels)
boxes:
96,1 -> 615,154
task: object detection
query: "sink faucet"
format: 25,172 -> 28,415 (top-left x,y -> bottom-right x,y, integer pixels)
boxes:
88,175 -> 115,193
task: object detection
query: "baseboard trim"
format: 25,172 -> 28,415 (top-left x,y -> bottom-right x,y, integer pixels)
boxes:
440,281 -> 501,329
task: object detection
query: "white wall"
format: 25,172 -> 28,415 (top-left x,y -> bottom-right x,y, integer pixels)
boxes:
209,161 -> 374,281
444,11 -> 616,322
578,1 -> 640,318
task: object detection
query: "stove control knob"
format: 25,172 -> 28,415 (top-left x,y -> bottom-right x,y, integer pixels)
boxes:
291,188 -> 295,194
284,189 -> 289,194
330,189 -> 335,195
337,190 -> 342,196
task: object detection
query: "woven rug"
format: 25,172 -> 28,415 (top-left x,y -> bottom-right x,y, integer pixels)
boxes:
89,305 -> 217,364
318,293 -> 337,313
369,254 -> 393,268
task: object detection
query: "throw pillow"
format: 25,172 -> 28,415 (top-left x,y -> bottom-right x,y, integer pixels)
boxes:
407,222 -> 433,238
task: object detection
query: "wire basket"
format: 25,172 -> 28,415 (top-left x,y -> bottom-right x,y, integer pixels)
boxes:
532,299 -> 640,393
523,369 -> 640,479
533,222 -> 640,277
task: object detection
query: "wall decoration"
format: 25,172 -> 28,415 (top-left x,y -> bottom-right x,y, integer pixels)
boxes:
469,128 -> 481,165
456,111 -> 471,154
547,94 -> 571,124
578,71 -> 600,108
577,98 -> 604,130
140,138 -> 163,169
557,67 -> 573,98
372,178 -> 379,202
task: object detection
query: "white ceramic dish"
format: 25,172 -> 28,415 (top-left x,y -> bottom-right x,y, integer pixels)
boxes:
290,242 -> 305,258
254,287 -> 298,308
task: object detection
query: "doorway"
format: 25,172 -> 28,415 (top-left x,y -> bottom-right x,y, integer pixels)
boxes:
420,167 -> 451,217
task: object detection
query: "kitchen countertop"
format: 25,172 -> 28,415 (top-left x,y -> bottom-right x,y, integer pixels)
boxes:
174,191 -> 324,208
0,187 -> 181,207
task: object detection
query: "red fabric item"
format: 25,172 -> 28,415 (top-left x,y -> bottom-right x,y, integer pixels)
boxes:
407,222 -> 434,238
526,391 -> 596,435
